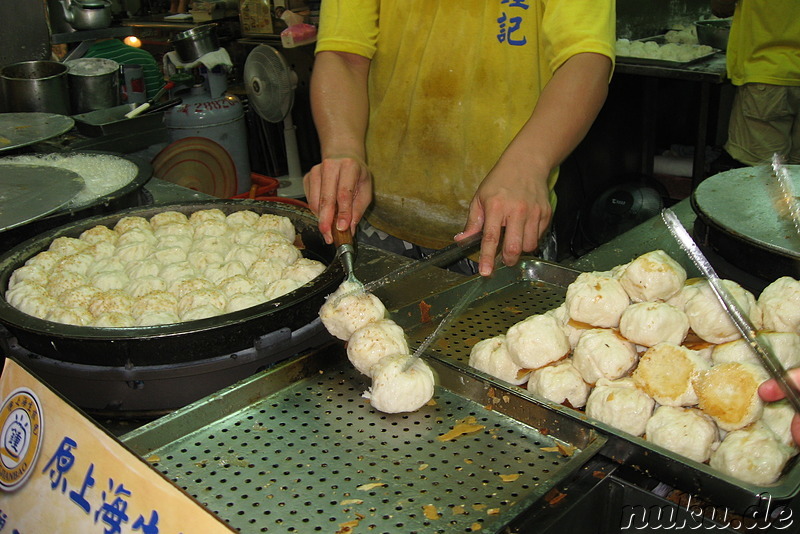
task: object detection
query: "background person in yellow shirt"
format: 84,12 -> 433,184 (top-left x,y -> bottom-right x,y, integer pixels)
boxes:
303,1 -> 615,276
711,0 -> 800,166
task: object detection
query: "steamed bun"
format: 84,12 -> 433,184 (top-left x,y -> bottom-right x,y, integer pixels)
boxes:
363,354 -> 435,414
618,249 -> 686,302
319,281 -> 386,341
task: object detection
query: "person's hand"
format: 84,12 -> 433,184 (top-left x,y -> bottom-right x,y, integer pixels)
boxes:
303,155 -> 372,244
460,161 -> 552,276
758,367 -> 800,446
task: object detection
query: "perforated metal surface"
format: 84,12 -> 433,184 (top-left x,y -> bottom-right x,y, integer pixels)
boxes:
141,362 -> 585,533
393,261 -> 576,364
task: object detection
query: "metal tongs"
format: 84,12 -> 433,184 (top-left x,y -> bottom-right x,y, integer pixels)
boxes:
330,230 -> 484,305
661,208 -> 800,414
401,272 -> 489,372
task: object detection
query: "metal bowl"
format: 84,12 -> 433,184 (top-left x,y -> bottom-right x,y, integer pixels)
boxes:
695,19 -> 731,50
171,24 -> 220,63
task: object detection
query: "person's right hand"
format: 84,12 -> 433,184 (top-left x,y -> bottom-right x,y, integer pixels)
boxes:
303,155 -> 373,245
758,367 -> 800,447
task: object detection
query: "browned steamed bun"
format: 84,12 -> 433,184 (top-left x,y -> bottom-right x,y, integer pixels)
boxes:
632,343 -> 710,406
565,272 -> 630,328
618,249 -> 686,302
693,362 -> 769,431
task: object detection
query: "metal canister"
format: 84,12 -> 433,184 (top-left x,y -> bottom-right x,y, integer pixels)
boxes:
65,57 -> 120,114
0,60 -> 70,115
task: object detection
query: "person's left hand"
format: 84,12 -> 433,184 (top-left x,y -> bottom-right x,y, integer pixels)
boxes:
460,161 -> 552,276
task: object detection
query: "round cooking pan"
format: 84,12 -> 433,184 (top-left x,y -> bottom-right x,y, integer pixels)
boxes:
691,165 -> 800,282
0,151 -> 153,250
0,200 -> 343,367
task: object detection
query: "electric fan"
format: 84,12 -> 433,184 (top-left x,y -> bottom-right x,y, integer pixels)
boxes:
243,44 -> 305,198
585,182 -> 664,245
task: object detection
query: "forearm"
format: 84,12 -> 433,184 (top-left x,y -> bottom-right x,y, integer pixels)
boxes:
498,52 -> 612,182
710,0 -> 736,18
310,51 -> 371,162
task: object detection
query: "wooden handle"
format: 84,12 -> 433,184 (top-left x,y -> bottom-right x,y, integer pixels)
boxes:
332,226 -> 353,248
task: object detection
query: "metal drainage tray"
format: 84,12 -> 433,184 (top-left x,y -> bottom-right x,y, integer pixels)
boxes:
121,346 -> 603,533
388,259 -> 800,513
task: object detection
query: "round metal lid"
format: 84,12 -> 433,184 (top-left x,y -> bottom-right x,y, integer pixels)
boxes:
0,113 -> 75,152
0,164 -> 84,232
692,165 -> 800,259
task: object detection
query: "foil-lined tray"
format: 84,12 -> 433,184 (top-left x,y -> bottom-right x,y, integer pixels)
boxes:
121,340 -> 604,533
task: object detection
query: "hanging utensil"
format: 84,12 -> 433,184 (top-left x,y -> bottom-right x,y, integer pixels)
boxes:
661,208 -> 800,414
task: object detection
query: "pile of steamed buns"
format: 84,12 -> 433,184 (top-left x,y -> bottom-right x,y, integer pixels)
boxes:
319,281 -> 436,414
468,250 -> 800,486
319,249 -> 800,486
5,209 -> 325,327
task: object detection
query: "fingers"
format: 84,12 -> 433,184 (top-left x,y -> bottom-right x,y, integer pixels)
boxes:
758,369 -> 800,446
466,192 -> 551,277
304,156 -> 371,245
758,368 -> 800,402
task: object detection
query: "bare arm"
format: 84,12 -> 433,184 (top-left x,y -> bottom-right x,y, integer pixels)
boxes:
304,50 -> 372,243
463,52 -> 613,275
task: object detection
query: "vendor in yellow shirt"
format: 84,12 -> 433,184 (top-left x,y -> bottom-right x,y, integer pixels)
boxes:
304,0 -> 615,276
711,0 -> 800,166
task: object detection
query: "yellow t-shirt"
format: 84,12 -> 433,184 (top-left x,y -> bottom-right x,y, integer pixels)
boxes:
316,0 -> 615,248
727,0 -> 800,86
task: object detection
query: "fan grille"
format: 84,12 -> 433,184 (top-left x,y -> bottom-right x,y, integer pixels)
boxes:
244,45 -> 294,123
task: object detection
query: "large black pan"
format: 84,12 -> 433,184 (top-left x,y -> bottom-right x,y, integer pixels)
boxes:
0,200 -> 343,367
0,151 -> 153,250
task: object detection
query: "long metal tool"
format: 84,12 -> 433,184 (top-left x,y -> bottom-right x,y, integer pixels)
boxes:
331,226 -> 359,285
363,231 -> 483,292
332,231 -> 484,306
401,273 -> 489,372
772,153 -> 800,236
661,208 -> 800,414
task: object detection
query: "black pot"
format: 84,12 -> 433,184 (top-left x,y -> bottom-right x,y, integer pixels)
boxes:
0,200 -> 343,367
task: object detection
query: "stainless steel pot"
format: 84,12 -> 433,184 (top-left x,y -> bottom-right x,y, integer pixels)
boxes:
171,24 -> 221,63
1,60 -> 71,115
60,0 -> 112,31
65,57 -> 120,114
